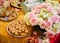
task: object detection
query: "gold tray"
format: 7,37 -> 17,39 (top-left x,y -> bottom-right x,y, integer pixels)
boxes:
7,20 -> 32,38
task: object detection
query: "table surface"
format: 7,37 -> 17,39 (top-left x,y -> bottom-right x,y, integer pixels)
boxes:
0,1 -> 60,43
0,7 -> 27,43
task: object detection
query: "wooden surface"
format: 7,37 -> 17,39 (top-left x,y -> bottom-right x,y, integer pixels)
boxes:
0,8 -> 27,43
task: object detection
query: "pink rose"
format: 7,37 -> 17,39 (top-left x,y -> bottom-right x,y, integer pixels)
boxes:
39,21 -> 46,29
57,8 -> 60,14
32,3 -> 48,10
31,3 -> 48,14
31,4 -> 42,11
45,20 -> 53,29
40,3 -> 48,8
47,6 -> 54,12
38,38 -> 42,43
0,0 -> 4,3
39,19 -> 53,29
58,17 -> 60,22
31,7 -> 40,14
33,9 -> 40,14
51,15 -> 59,23
34,4 -> 42,9
45,32 -> 55,38
30,17 -> 38,26
28,12 -> 36,19
0,5 -> 2,8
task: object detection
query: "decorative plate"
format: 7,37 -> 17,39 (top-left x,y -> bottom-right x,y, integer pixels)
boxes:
7,20 -> 32,37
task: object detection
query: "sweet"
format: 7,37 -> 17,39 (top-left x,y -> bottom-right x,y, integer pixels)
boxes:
7,20 -> 32,37
0,7 -> 18,21
0,0 -> 19,21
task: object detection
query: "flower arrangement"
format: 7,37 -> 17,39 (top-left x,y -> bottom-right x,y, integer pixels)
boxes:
24,1 -> 60,35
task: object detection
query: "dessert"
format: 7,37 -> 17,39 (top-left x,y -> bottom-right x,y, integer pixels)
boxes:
0,0 -> 19,21
7,20 -> 32,37
0,7 -> 18,21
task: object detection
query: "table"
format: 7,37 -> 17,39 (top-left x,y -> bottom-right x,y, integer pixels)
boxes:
0,8 -> 27,43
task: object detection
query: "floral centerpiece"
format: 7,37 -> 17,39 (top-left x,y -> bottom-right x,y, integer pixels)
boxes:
24,1 -> 60,38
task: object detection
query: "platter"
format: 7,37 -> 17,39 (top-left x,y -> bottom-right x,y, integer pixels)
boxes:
7,20 -> 32,37
0,7 -> 19,21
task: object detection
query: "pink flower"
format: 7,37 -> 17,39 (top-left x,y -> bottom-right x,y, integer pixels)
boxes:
57,8 -> 60,14
38,38 -> 42,43
34,4 -> 42,9
32,3 -> 48,10
0,5 -> 2,8
45,32 -> 55,38
45,20 -> 53,29
31,4 -> 42,11
39,21 -> 46,29
0,0 -> 4,3
30,17 -> 38,26
39,20 -> 52,29
47,6 -> 54,12
40,3 -> 48,8
58,17 -> 60,22
51,15 -> 59,23
33,9 -> 40,14
31,7 -> 40,14
28,12 -> 36,19
31,3 -> 48,14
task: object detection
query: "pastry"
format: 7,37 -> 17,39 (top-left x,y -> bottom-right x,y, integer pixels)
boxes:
0,7 -> 18,21
7,20 -> 32,37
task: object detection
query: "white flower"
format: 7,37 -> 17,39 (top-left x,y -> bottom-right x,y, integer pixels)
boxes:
24,12 -> 31,26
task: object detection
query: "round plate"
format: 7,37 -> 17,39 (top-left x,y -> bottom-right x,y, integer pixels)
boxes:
0,7 -> 19,22
7,20 -> 32,38
0,12 -> 18,22
7,27 -> 30,38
